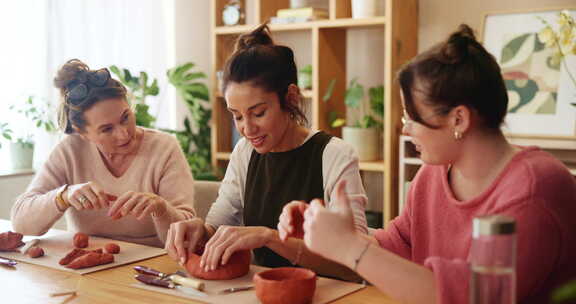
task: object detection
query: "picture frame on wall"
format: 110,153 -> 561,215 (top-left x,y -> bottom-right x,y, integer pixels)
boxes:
480,8 -> 576,139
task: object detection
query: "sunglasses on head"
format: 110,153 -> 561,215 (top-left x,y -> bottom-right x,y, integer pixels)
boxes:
66,68 -> 111,105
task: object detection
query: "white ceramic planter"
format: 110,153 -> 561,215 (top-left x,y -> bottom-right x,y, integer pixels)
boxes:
290,0 -> 310,8
10,142 -> 34,170
342,127 -> 380,161
351,0 -> 378,19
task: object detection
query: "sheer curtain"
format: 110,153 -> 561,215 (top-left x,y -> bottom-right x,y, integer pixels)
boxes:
0,1 -> 48,171
0,0 -> 175,170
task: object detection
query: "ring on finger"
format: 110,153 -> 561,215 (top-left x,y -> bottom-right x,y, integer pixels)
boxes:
79,195 -> 88,205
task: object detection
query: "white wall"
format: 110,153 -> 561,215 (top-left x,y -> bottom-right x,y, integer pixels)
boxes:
173,0 -> 212,130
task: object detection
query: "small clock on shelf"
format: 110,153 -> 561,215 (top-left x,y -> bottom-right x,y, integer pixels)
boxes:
222,0 -> 245,26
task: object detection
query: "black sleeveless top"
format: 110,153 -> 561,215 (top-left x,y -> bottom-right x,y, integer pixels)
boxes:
243,131 -> 332,267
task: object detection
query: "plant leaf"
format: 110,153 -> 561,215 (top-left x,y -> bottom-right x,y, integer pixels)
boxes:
345,78 -> 364,108
323,79 -> 336,102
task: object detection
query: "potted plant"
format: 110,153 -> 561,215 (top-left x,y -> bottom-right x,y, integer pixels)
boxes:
7,96 -> 56,170
109,66 -> 159,128
166,62 -> 217,181
325,78 -> 384,161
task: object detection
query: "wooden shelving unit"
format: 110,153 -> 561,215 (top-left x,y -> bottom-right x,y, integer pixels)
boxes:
398,135 -> 576,208
210,0 -> 418,227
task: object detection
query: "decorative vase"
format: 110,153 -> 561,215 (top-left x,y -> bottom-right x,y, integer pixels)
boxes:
342,127 -> 380,161
10,142 -> 34,170
351,0 -> 378,19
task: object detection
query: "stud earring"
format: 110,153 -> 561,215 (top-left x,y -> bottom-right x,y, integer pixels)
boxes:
454,130 -> 462,140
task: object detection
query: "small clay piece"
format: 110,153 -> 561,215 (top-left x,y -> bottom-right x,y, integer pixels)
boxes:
0,231 -> 25,251
254,267 -> 317,304
27,246 -> 45,258
66,252 -> 114,269
59,248 -> 103,265
73,232 -> 89,248
186,249 -> 251,280
104,243 -> 120,254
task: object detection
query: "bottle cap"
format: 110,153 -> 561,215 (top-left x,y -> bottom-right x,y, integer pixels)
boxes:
473,215 -> 515,237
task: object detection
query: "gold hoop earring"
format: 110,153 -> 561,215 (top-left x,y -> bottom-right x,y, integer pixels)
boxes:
454,130 -> 462,140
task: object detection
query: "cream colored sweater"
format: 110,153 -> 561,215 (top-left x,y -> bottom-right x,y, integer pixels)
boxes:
11,128 -> 196,247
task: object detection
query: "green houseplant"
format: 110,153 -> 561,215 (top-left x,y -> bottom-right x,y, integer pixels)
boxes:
109,66 -> 159,128
7,96 -> 56,169
324,78 -> 384,161
166,62 -> 216,181
109,63 -> 215,180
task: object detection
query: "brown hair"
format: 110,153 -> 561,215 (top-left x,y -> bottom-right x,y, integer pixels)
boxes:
54,59 -> 127,134
222,23 -> 307,126
398,24 -> 508,131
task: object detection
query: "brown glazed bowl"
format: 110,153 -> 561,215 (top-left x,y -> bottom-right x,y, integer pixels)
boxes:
185,249 -> 251,280
254,267 -> 317,304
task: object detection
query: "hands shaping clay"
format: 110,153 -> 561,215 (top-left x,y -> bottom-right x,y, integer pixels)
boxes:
186,247 -> 251,280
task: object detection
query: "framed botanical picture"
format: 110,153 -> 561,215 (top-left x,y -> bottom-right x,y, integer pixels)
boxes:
480,8 -> 576,138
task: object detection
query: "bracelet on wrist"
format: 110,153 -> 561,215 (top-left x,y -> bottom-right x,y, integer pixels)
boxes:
353,240 -> 371,272
291,241 -> 303,265
55,184 -> 70,211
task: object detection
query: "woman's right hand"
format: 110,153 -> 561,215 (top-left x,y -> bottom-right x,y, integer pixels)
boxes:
165,218 -> 207,265
64,181 -> 111,210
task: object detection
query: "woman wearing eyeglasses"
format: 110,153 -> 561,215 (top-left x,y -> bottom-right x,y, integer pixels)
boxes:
279,24 -> 576,303
10,59 -> 196,247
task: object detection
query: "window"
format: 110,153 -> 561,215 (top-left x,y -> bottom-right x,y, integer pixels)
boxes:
0,0 -> 174,171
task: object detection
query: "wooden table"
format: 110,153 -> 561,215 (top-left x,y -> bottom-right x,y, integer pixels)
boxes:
0,224 -> 398,303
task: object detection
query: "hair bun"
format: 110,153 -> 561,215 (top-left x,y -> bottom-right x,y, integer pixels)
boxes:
54,59 -> 90,90
235,23 -> 274,51
440,24 -> 479,64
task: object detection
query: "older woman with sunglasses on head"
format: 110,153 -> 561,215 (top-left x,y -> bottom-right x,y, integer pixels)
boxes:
279,25 -> 576,304
10,59 -> 196,247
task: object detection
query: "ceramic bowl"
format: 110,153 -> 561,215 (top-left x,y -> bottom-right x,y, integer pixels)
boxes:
254,267 -> 317,304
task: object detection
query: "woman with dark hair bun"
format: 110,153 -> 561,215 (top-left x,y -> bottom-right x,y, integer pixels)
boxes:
11,59 -> 196,247
279,24 -> 576,303
165,23 -> 368,280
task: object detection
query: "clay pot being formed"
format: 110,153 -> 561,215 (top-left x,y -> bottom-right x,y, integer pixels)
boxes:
185,249 -> 251,280
254,267 -> 317,304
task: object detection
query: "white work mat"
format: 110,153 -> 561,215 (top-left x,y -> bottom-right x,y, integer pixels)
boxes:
130,265 -> 365,304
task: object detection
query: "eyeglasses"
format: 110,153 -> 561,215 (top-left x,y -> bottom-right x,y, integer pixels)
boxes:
66,68 -> 111,105
401,110 -> 444,128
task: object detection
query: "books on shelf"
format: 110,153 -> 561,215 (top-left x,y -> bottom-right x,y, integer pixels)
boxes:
277,7 -> 328,18
270,16 -> 324,24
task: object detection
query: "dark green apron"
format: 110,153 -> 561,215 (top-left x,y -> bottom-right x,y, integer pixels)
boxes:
243,131 -> 332,267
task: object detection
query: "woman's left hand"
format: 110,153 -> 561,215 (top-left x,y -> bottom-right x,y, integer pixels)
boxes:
107,191 -> 168,220
200,226 -> 273,272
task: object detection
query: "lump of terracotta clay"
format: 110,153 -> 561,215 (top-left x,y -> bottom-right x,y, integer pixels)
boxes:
66,252 -> 114,269
73,232 -> 89,248
0,231 -> 24,251
59,248 -> 103,265
186,249 -> 251,280
27,246 -> 45,258
104,243 -> 120,254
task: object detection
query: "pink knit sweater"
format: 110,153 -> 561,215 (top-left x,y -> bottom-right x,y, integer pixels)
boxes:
11,128 -> 196,247
375,147 -> 576,304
